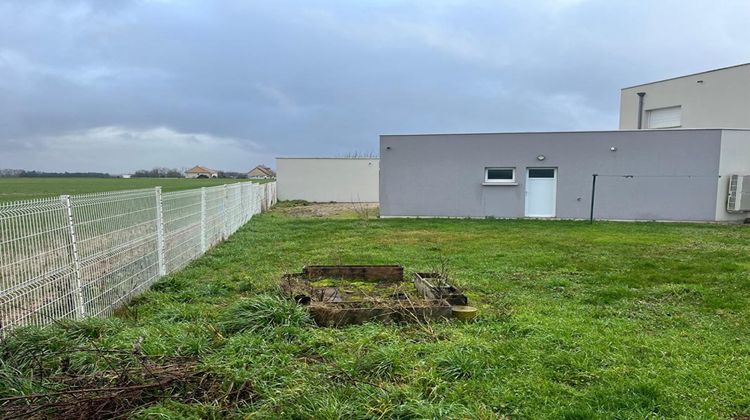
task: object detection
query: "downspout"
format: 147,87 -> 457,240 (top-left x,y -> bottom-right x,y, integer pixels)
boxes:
636,92 -> 646,129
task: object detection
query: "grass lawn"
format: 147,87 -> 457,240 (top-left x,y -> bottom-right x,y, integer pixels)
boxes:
0,177 -> 272,202
2,205 -> 750,418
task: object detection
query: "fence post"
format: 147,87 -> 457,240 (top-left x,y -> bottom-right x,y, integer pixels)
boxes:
241,184 -> 247,222
247,184 -> 252,220
222,184 -> 228,240
200,187 -> 207,252
263,183 -> 269,211
61,194 -> 85,319
154,187 -> 166,276
253,184 -> 259,215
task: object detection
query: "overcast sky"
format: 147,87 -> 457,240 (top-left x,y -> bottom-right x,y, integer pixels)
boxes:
1,0 -> 749,173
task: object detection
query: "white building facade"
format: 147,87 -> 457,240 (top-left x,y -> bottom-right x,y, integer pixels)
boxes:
620,63 -> 750,130
276,157 -> 379,202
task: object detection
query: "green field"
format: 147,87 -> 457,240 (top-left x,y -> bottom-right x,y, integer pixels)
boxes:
0,177 -> 272,202
2,206 -> 750,418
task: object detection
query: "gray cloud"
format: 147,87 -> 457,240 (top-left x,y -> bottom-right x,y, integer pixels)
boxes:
1,0 -> 749,172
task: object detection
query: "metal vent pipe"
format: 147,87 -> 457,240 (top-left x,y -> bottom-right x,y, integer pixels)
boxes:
637,92 -> 646,129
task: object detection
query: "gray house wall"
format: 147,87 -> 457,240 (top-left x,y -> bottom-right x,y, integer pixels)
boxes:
379,129 -> 748,222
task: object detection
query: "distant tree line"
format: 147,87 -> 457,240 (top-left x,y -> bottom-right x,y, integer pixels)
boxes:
131,168 -> 250,179
340,151 -> 379,158
0,169 -> 112,178
0,167 -> 250,179
132,168 -> 184,178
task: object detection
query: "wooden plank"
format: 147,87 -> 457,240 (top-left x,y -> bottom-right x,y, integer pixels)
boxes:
302,265 -> 403,281
309,300 -> 452,327
413,272 -> 468,305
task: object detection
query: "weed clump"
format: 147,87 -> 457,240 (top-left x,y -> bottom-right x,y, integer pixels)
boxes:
221,295 -> 311,334
274,199 -> 311,208
0,318 -> 125,371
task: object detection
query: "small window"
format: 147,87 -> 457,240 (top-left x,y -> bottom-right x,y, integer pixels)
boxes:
485,167 -> 516,183
528,168 -> 555,178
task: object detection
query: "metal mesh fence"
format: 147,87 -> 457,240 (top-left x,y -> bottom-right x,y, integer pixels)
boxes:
0,182 -> 275,336
162,189 -> 202,274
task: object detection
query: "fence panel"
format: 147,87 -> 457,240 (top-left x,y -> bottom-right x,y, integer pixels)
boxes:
225,184 -> 243,235
162,188 -> 202,273
69,189 -> 161,318
204,186 -> 225,247
0,198 -> 79,331
0,182 -> 276,336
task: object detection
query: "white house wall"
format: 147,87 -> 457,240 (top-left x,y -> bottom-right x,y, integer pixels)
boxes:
620,64 -> 750,129
276,158 -> 379,202
716,130 -> 750,221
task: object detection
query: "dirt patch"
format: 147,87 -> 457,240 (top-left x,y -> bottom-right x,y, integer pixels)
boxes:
275,202 -> 379,218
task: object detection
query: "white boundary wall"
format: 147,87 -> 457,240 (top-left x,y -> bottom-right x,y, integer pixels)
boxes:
0,182 -> 276,336
277,158 -> 379,202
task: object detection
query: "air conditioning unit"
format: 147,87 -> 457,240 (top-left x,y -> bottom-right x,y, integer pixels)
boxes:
727,175 -> 750,212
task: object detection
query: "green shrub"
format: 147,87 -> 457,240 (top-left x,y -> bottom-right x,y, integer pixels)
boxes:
58,317 -> 126,340
220,295 -> 311,334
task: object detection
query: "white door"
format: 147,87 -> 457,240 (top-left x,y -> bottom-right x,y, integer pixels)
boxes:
525,168 -> 557,218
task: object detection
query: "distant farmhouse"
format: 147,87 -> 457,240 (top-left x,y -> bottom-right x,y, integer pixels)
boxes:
247,165 -> 276,179
185,165 -> 218,178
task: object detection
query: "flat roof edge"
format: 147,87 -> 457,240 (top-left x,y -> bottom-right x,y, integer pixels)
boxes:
276,157 -> 380,160
380,128 -> 742,137
621,62 -> 750,90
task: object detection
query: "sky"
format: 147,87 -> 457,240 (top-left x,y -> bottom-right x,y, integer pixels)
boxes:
1,0 -> 749,173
